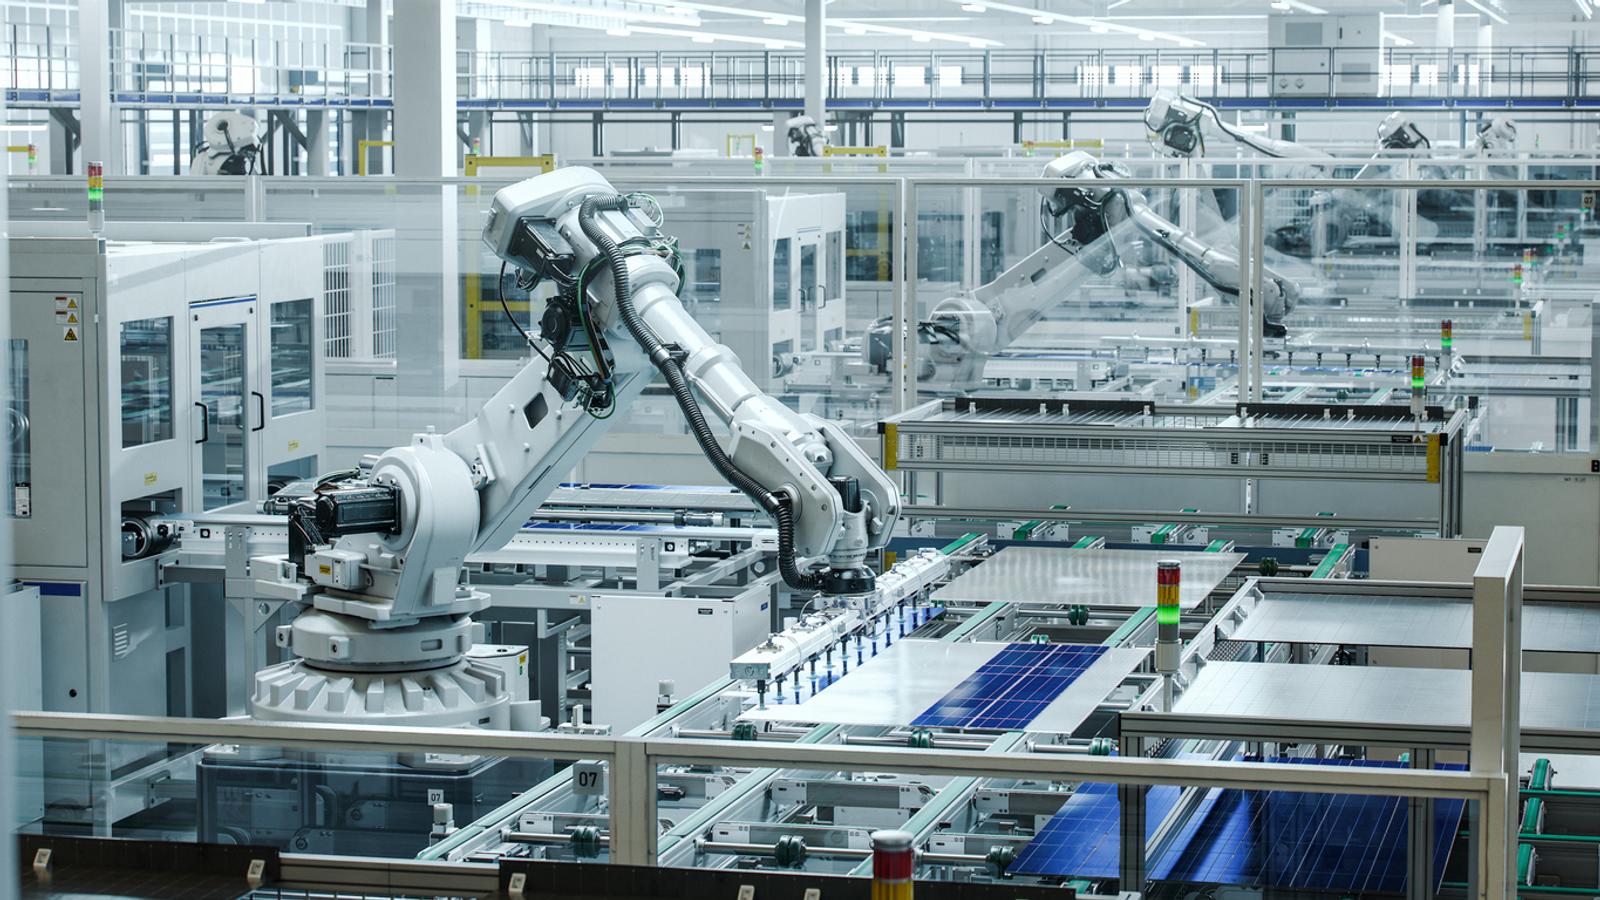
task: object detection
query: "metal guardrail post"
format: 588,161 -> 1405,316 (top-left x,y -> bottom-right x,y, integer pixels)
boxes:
1470,526 -> 1524,900
608,740 -> 656,866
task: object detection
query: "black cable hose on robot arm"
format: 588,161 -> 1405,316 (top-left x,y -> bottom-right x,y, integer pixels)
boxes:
577,195 -> 825,592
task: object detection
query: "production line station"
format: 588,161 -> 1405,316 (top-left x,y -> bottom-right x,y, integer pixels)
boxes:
4,1 -> 1600,899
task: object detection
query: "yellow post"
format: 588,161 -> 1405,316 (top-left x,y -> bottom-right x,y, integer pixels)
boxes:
357,139 -> 395,176
461,155 -> 556,357
724,133 -> 757,157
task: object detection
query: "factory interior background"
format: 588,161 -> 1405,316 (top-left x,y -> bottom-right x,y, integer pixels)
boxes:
1,0 -> 1599,898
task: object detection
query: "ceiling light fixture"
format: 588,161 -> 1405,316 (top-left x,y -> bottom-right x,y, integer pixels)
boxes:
1576,0 -> 1594,18
763,15 -> 785,24
962,2 -> 987,9
1458,0 -> 1508,24
844,24 -> 867,34
961,0 -> 1203,46
1138,31 -> 1156,39
606,26 -> 631,36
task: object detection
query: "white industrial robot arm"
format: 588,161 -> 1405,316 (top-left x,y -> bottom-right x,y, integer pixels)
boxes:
189,111 -> 262,176
1145,89 -> 1326,160
919,152 -> 1294,380
291,168 -> 899,639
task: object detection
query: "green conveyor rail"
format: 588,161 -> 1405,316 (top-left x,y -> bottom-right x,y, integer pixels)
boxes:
1522,797 -> 1544,836
1149,523 -> 1179,544
940,533 -> 983,555
1518,844 -> 1537,886
1203,540 -> 1233,552
1310,544 -> 1353,580
1105,607 -> 1155,647
1530,758 -> 1553,790
657,723 -> 838,854
1072,536 -> 1101,549
943,601 -> 1008,642
1523,788 -> 1600,800
846,731 -> 1028,877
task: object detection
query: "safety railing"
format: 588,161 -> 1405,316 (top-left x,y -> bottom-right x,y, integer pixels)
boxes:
2,29 -> 1597,108
6,167 -> 1597,452
11,710 -> 1512,886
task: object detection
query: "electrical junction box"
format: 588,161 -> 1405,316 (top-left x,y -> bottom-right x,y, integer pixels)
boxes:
1268,15 -> 1379,97
310,548 -> 366,590
467,644 -> 531,703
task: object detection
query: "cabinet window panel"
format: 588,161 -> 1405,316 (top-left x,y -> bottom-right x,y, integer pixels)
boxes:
8,339 -> 29,518
827,231 -> 843,301
270,298 -> 315,415
772,238 -> 791,311
121,317 -> 174,447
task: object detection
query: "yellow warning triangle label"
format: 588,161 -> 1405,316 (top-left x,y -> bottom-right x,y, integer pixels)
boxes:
741,240 -> 752,250
66,312 -> 78,324
63,328 -> 78,342
66,298 -> 78,309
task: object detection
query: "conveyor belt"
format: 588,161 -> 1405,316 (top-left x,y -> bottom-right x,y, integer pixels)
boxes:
1227,591 -> 1600,654
1174,663 -> 1600,731
739,639 -> 1148,733
932,547 -> 1245,610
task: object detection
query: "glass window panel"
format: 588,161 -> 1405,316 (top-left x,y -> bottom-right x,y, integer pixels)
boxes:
199,323 -> 248,511
121,316 -> 174,448
270,298 -> 314,416
8,339 -> 29,518
772,237 -> 791,311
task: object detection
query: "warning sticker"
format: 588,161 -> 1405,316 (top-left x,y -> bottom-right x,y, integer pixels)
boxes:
62,326 -> 79,342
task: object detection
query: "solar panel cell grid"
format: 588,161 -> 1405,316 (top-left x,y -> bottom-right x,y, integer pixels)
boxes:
911,643 -> 1108,730
1010,757 -> 1466,893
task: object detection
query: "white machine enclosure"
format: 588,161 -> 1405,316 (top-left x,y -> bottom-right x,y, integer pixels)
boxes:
6,233 -> 344,717
590,590 -> 770,732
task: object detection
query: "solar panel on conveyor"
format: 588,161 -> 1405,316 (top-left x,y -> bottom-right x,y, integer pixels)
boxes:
1011,758 -> 1465,893
910,643 -> 1108,730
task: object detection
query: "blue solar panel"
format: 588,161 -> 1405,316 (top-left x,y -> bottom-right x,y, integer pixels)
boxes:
911,643 -> 1108,730
1011,757 -> 1466,894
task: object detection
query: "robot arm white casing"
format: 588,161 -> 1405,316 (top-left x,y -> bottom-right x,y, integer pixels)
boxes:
1145,89 -> 1326,161
312,168 -> 899,629
922,151 -> 1293,381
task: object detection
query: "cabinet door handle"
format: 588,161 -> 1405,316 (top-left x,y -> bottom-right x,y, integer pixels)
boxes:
252,392 -> 266,432
194,402 -> 209,443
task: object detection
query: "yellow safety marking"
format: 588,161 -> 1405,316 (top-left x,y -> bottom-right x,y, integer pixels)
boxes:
1426,433 -> 1441,483
463,154 -> 556,176
357,139 -> 395,176
882,423 -> 898,470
